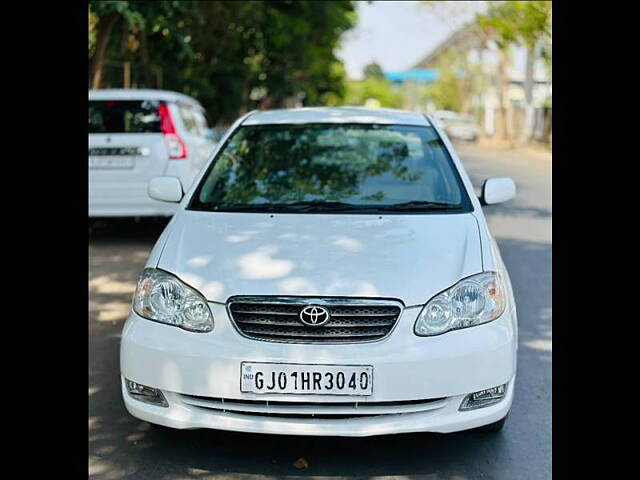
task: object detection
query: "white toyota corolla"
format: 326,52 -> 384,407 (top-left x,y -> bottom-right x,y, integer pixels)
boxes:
120,107 -> 518,436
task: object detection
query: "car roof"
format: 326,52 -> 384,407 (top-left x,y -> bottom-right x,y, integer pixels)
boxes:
88,89 -> 202,107
242,107 -> 432,126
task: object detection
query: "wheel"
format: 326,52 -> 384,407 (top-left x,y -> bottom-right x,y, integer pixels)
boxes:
477,414 -> 508,433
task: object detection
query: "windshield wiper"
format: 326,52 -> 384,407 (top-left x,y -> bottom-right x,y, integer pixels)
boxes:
280,201 -> 371,212
207,201 -> 369,213
379,201 -> 462,211
199,200 -> 461,213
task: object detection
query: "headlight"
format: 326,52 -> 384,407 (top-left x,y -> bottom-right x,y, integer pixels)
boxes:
414,272 -> 506,336
133,268 -> 214,332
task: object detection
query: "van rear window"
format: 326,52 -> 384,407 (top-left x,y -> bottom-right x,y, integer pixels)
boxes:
89,100 -> 162,133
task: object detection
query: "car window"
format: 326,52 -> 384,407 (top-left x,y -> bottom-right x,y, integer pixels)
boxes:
193,109 -> 210,138
189,123 -> 472,213
89,100 -> 162,133
178,104 -> 201,135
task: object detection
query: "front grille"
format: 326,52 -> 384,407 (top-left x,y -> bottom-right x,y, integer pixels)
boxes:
179,394 -> 448,419
227,297 -> 403,343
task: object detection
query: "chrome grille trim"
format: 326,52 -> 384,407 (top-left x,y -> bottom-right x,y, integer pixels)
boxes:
179,394 -> 447,417
226,296 -> 404,344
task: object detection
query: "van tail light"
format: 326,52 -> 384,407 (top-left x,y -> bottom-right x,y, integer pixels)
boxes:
158,103 -> 187,159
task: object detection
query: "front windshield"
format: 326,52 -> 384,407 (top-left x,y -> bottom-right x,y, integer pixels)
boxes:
189,123 -> 472,213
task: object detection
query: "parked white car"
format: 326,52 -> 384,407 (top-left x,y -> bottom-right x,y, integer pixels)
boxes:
432,110 -> 479,141
120,107 -> 518,436
89,89 -> 217,217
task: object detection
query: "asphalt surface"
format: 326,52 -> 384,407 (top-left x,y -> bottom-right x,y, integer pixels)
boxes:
89,142 -> 551,480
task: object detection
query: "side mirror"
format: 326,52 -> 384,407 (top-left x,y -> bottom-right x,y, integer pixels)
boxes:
148,177 -> 183,203
480,177 -> 516,205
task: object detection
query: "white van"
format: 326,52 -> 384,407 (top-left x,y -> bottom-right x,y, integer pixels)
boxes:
89,89 -> 217,217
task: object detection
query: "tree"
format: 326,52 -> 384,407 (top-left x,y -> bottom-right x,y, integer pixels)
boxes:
89,1 -> 357,124
89,1 -> 200,89
247,1 -> 356,110
183,1 -> 356,121
337,62 -> 403,108
476,1 -> 551,143
363,62 -> 384,79
423,48 -> 463,112
341,76 -> 403,109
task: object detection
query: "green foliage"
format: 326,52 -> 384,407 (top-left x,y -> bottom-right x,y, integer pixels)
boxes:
341,77 -> 404,108
340,63 -> 403,108
89,7 -> 98,57
91,1 -> 146,30
540,37 -> 552,79
423,49 -> 463,111
363,62 -> 384,79
89,1 -> 356,125
477,1 -> 551,50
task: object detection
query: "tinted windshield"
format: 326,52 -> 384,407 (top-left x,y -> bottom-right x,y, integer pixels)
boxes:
189,123 -> 472,213
89,100 -> 162,133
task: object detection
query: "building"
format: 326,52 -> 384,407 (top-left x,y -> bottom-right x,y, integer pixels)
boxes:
388,22 -> 551,142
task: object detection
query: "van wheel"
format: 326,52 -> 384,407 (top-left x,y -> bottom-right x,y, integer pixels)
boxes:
477,414 -> 508,433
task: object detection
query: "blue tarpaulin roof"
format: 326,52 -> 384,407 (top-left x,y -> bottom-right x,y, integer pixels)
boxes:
384,69 -> 438,84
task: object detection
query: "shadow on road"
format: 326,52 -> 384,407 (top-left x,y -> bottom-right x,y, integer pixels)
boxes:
89,402 -> 516,480
89,218 -> 170,340
496,237 -> 552,366
488,204 -> 551,219
89,217 -> 170,244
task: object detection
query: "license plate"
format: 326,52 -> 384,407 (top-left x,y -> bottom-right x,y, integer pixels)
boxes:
89,147 -> 142,156
89,156 -> 134,169
241,362 -> 373,396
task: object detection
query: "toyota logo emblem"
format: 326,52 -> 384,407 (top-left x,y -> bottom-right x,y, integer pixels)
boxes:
299,305 -> 330,327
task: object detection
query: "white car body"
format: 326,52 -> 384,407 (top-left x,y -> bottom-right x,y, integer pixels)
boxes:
120,107 -> 517,436
89,89 -> 216,217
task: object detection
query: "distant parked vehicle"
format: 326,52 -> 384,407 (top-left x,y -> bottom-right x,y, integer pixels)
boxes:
89,89 -> 218,218
432,110 -> 479,142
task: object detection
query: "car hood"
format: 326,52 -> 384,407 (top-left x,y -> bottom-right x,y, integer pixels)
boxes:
157,210 -> 483,306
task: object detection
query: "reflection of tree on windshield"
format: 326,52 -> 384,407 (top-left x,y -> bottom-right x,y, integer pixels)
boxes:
195,124 -> 461,207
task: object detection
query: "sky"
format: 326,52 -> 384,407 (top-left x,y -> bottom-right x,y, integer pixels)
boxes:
337,1 -> 486,80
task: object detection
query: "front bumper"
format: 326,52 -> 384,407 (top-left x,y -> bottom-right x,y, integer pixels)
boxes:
120,303 -> 517,435
122,377 -> 514,436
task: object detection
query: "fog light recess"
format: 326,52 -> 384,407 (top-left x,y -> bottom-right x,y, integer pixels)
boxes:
125,379 -> 169,407
459,384 -> 506,411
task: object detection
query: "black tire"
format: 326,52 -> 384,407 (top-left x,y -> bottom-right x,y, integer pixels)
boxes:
477,414 -> 508,433
148,422 -> 171,433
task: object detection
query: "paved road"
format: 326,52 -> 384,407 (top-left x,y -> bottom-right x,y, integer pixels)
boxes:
89,142 -> 551,479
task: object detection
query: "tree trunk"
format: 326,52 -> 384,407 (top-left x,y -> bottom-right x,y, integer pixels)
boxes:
237,76 -> 251,116
521,43 -> 535,144
140,32 -> 153,88
496,47 -> 509,144
460,50 -> 472,115
90,13 -> 119,90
